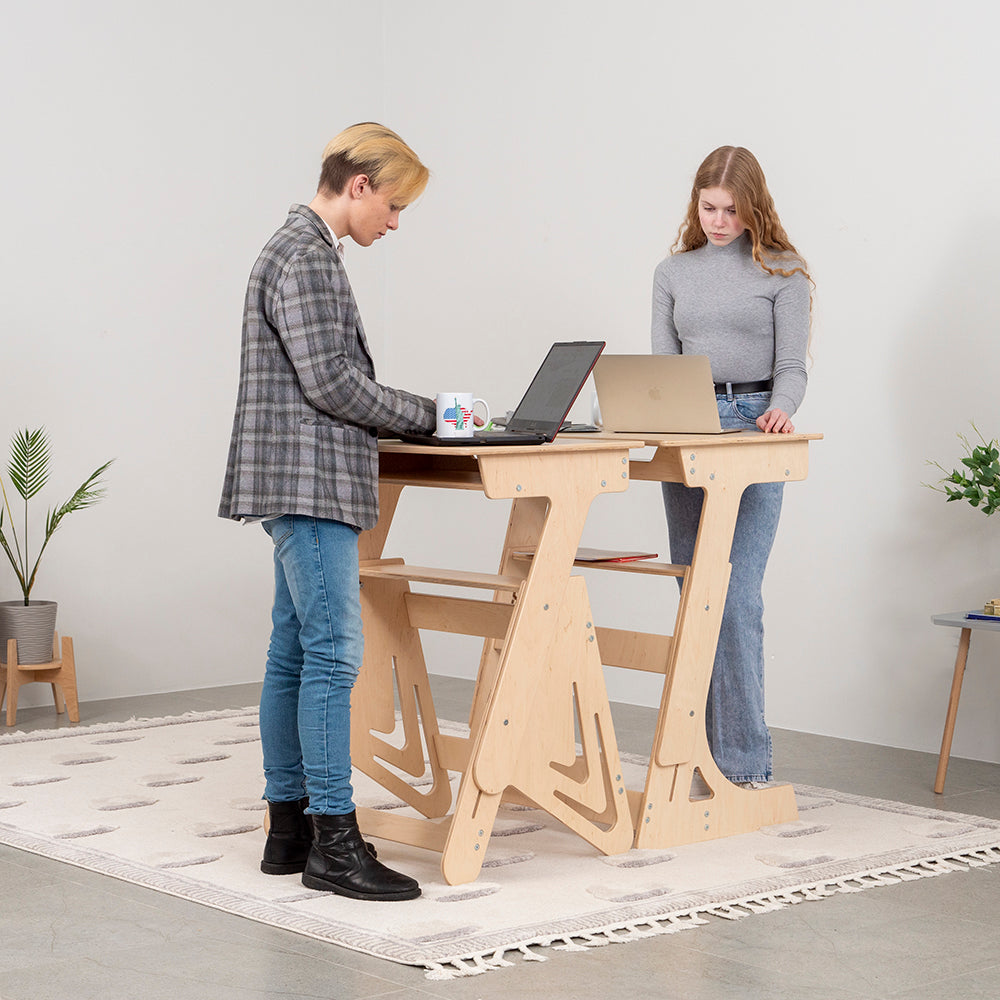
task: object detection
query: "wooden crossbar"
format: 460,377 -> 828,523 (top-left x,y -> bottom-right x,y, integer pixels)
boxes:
595,626 -> 673,673
405,593 -> 513,639
359,562 -> 521,592
511,548 -> 687,578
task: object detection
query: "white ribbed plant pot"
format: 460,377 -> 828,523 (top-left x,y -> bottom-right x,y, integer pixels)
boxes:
0,600 -> 58,665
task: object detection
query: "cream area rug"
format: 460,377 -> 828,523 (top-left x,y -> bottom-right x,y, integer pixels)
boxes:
3,709 -> 1000,980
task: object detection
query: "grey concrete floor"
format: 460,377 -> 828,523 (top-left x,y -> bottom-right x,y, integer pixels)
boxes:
3,676 -> 1000,1000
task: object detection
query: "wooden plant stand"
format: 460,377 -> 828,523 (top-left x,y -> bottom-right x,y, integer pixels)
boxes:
1,634 -> 80,726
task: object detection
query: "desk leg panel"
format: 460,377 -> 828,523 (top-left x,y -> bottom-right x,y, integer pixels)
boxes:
470,496 -> 545,735
636,745 -> 797,848
470,578 -> 633,859
654,483 -> 739,768
353,577 -> 452,818
359,483 -> 404,562
441,784 -> 503,885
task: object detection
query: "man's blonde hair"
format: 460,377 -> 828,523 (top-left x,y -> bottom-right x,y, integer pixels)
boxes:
319,123 -> 429,205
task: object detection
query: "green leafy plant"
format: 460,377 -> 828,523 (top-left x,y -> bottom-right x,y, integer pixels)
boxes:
0,428 -> 114,605
926,425 -> 1000,517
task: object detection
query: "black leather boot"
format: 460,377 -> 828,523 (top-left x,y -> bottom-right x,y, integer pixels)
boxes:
302,811 -> 420,901
262,798 -> 378,876
261,797 -> 312,874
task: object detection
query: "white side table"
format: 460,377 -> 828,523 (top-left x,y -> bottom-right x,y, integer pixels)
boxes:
931,611 -> 1000,793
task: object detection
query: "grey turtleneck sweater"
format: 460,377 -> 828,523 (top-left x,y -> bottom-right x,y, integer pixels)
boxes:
650,233 -> 809,417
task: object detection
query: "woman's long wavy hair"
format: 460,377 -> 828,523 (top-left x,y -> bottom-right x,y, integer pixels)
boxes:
673,146 -> 810,282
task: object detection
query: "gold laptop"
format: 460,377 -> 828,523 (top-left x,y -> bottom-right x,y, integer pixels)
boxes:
593,355 -> 741,435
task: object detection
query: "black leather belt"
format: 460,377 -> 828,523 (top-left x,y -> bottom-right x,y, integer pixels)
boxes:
713,379 -> 772,395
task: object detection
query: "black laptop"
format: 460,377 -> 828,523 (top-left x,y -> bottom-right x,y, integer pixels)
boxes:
399,341 -> 605,447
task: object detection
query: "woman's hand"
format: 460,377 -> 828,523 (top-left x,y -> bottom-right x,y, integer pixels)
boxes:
756,408 -> 795,434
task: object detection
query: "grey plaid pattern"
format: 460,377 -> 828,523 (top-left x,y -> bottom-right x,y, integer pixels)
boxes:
219,205 -> 434,530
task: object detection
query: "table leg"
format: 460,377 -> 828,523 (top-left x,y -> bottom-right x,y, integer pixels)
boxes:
353,482 -> 453,818
439,451 -> 634,882
469,495 -> 546,736
935,627 -> 971,794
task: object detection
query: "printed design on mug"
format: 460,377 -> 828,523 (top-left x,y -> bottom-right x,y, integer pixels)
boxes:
443,398 -> 475,431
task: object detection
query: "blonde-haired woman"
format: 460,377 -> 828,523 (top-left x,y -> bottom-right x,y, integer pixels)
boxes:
651,145 -> 811,789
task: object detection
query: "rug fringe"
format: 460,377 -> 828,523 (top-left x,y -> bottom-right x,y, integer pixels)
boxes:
423,844 -> 1000,979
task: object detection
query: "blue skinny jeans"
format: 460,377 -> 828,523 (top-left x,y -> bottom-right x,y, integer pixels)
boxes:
259,515 -> 362,815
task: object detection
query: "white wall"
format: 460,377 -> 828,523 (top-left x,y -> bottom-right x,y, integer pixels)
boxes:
4,2 -> 999,765
378,1 -> 1000,763
1,0 -> 390,701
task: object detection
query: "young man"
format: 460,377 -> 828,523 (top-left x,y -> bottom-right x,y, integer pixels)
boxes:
219,123 -> 435,901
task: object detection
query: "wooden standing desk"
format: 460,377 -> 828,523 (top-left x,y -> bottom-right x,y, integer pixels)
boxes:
351,430 -> 820,884
352,438 -> 642,885
600,431 -> 821,848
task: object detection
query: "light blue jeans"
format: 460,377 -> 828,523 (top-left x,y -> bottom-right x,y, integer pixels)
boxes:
661,392 -> 783,783
259,515 -> 363,815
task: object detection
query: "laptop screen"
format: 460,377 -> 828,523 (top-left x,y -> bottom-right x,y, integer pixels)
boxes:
506,341 -> 605,435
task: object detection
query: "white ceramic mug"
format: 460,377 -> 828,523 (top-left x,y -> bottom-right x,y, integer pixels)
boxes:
435,393 -> 490,438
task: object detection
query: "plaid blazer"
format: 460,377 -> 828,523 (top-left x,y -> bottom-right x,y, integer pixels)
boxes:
219,205 -> 435,530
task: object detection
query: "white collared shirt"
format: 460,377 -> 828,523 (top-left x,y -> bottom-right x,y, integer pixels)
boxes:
321,219 -> 346,262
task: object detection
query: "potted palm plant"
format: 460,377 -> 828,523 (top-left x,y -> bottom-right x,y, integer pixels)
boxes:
0,428 -> 113,664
